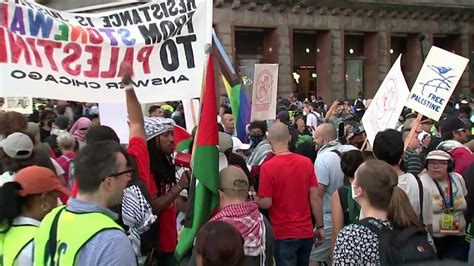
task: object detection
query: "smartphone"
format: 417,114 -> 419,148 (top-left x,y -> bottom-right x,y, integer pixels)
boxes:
338,122 -> 346,145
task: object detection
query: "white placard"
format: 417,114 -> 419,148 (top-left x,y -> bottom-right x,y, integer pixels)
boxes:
2,96 -> 33,114
251,64 -> 278,121
362,55 -> 410,146
405,46 -> 469,121
99,103 -> 129,144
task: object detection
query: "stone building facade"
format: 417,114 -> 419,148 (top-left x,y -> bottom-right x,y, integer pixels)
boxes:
44,0 -> 474,102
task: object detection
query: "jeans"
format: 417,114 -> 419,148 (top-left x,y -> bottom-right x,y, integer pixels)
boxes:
274,238 -> 313,266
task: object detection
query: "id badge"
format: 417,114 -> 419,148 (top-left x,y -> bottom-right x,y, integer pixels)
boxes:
440,213 -> 461,235
441,213 -> 454,230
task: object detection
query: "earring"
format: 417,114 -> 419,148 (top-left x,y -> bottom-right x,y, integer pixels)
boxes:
40,202 -> 51,212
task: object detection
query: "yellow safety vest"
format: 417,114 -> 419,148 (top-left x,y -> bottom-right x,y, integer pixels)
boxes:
34,206 -> 123,266
0,225 -> 37,266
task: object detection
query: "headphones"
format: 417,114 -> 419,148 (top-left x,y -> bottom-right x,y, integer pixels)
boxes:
423,150 -> 455,173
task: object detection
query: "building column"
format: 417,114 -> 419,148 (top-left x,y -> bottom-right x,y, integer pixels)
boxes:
364,32 -> 379,98
377,31 -> 390,98
276,25 -> 292,97
331,30 -> 344,102
405,33 -> 423,87
459,33 -> 470,95
316,30 -> 332,102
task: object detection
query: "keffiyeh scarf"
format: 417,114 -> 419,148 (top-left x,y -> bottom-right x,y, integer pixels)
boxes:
210,201 -> 266,258
122,185 -> 157,257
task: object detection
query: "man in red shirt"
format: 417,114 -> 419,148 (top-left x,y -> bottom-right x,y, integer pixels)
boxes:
255,122 -> 323,266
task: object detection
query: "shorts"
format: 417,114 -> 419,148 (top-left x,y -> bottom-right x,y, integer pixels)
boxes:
309,226 -> 332,263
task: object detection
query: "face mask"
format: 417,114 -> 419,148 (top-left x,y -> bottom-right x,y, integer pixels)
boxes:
249,134 -> 264,145
51,128 -> 67,136
351,183 -> 359,200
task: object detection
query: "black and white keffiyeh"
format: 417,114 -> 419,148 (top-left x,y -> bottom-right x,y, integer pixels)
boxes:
122,185 -> 157,257
144,117 -> 175,141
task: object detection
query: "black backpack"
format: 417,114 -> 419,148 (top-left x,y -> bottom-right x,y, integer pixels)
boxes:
357,218 -> 437,264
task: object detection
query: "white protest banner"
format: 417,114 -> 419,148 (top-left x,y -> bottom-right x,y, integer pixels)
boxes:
182,98 -> 200,133
2,96 -> 33,114
362,55 -> 410,146
251,64 -> 278,121
0,0 -> 212,103
99,103 -> 129,144
405,46 -> 468,121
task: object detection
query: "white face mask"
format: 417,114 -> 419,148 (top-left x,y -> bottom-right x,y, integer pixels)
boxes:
351,183 -> 359,200
51,128 -> 67,136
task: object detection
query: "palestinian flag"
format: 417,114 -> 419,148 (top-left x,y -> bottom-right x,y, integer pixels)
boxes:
174,125 -> 192,153
174,55 -> 219,261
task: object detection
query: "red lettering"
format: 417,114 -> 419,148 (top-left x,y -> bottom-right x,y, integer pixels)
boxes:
100,47 -> 119,78
138,46 -> 153,74
26,38 -> 43,67
86,28 -> 103,44
37,39 -> 62,71
8,32 -> 31,65
0,3 -> 7,27
118,47 -> 134,77
83,45 -> 101,78
0,27 -> 6,63
62,43 -> 82,76
70,25 -> 88,44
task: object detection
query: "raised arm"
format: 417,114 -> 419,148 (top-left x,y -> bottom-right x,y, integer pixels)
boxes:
121,62 -> 146,140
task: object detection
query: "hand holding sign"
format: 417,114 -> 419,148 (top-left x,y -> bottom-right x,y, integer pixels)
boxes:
120,62 -> 133,88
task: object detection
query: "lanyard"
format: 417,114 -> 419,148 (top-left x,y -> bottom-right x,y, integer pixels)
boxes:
433,174 -> 454,213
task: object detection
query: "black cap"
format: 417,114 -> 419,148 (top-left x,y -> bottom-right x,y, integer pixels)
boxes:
439,116 -> 466,133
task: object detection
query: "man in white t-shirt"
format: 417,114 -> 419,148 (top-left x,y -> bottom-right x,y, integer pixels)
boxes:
306,102 -> 322,132
373,129 -> 433,232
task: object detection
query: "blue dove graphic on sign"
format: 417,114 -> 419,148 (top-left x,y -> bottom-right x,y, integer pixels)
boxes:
419,65 -> 455,95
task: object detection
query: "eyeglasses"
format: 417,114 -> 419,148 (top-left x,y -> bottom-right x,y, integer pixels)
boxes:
101,169 -> 134,182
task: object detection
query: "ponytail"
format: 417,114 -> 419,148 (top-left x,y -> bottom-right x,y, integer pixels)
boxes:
388,186 -> 425,230
0,182 -> 23,233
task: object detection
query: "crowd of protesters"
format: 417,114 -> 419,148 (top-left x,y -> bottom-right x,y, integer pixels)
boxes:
0,63 -> 473,266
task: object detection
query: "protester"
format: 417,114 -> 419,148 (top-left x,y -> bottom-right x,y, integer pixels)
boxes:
255,122 -> 322,266
222,111 -> 236,136
246,121 -> 271,166
0,111 -> 28,138
209,166 -> 273,265
354,92 -> 366,119
0,166 -> 69,266
149,105 -> 164,117
68,117 -> 91,150
294,116 -> 311,136
373,129 -> 433,229
0,132 -> 35,186
440,116 -> 469,144
45,115 -> 70,157
402,126 -> 424,176
333,159 -> 436,264
330,150 -> 364,256
55,133 -> 76,190
34,141 -> 136,265
311,123 -> 357,265
231,136 -> 250,159
38,110 -> 57,142
195,221 -> 245,266
420,150 -> 469,261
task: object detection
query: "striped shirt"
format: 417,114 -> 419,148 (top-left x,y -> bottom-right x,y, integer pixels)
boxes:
68,198 -> 137,266
403,147 -> 424,176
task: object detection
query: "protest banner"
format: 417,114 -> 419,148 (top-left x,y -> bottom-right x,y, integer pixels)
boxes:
0,0 -> 212,103
2,96 -> 33,114
362,55 -> 410,146
251,64 -> 278,121
405,46 -> 469,121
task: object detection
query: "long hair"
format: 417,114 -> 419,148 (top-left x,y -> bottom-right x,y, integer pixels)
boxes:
0,182 -> 28,232
356,159 -> 425,230
147,137 -> 175,196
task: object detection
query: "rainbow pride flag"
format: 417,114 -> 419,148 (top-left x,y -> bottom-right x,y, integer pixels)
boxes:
213,31 -> 251,143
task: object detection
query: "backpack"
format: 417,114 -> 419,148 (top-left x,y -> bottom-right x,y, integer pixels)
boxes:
58,155 -> 75,190
357,218 -> 437,264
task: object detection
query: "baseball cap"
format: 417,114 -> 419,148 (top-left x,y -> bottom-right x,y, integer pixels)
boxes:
219,166 -> 249,191
218,132 -> 233,153
426,150 -> 452,161
420,116 -> 433,125
14,166 -> 70,197
231,137 -> 250,152
144,117 -> 176,141
439,117 -> 465,133
0,132 -> 34,159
